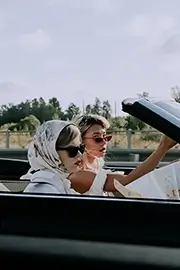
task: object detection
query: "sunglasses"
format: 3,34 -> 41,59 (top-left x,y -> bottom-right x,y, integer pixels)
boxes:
57,146 -> 82,158
84,134 -> 112,143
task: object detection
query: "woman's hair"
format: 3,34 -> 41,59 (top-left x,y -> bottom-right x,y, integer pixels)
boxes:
73,114 -> 110,137
56,124 -> 80,149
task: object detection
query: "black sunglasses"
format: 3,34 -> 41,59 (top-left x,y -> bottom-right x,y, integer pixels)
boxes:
84,134 -> 112,143
57,146 -> 83,158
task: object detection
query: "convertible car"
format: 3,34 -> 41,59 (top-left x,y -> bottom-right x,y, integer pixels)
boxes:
0,97 -> 180,192
1,97 -> 180,269
0,158 -> 169,192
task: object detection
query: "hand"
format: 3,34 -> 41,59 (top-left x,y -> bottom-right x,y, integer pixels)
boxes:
158,135 -> 177,151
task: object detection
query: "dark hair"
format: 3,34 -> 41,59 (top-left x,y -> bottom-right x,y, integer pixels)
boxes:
56,124 -> 80,149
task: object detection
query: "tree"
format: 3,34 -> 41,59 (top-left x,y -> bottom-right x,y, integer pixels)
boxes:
9,115 -> 40,135
0,102 -> 30,126
0,96 -> 133,132
171,86 -> 180,103
123,92 -> 149,130
48,97 -> 65,120
91,97 -> 102,115
38,97 -> 49,123
49,97 -> 60,108
137,91 -> 149,99
102,100 -> 111,119
124,115 -> 146,131
30,97 -> 64,122
0,96 -> 65,127
65,103 -> 81,120
109,117 -> 123,132
85,104 -> 92,114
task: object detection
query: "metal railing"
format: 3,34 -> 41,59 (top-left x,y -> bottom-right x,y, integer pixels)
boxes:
0,129 -> 179,149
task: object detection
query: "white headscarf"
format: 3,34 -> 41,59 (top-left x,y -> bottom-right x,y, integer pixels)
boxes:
20,120 -> 79,194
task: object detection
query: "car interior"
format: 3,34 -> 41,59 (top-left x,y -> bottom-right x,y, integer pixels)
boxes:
1,193 -> 180,268
0,157 -> 169,193
1,97 -> 180,268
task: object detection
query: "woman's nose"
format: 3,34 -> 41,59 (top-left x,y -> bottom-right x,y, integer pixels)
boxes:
101,139 -> 107,146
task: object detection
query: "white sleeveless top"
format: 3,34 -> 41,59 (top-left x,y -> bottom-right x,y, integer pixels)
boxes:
23,169 -> 109,196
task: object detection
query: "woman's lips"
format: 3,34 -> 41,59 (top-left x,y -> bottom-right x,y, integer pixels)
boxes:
74,159 -> 82,166
100,147 -> 106,152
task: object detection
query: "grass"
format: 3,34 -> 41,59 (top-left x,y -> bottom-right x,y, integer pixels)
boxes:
0,130 -> 179,149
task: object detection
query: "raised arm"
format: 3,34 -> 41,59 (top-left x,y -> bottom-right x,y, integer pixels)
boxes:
68,136 -> 177,194
68,170 -> 125,193
125,135 -> 177,183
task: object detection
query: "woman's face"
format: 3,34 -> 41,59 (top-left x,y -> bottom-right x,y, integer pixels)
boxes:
57,136 -> 83,174
83,124 -> 112,158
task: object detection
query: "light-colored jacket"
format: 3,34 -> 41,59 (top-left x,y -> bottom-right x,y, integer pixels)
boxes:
24,169 -> 109,196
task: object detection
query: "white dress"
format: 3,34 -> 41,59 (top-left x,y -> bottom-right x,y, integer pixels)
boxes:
84,158 -> 124,197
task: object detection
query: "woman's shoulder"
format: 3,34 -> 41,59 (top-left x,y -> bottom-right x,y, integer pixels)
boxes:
24,170 -> 64,194
31,170 -> 56,180
24,182 -> 59,194
68,169 -> 108,195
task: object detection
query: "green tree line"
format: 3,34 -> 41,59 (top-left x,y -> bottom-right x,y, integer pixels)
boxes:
0,87 -> 179,139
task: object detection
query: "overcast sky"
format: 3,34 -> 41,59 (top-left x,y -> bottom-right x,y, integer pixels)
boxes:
0,0 -> 180,115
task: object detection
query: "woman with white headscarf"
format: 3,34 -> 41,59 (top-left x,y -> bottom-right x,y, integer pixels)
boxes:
22,120 -> 82,194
